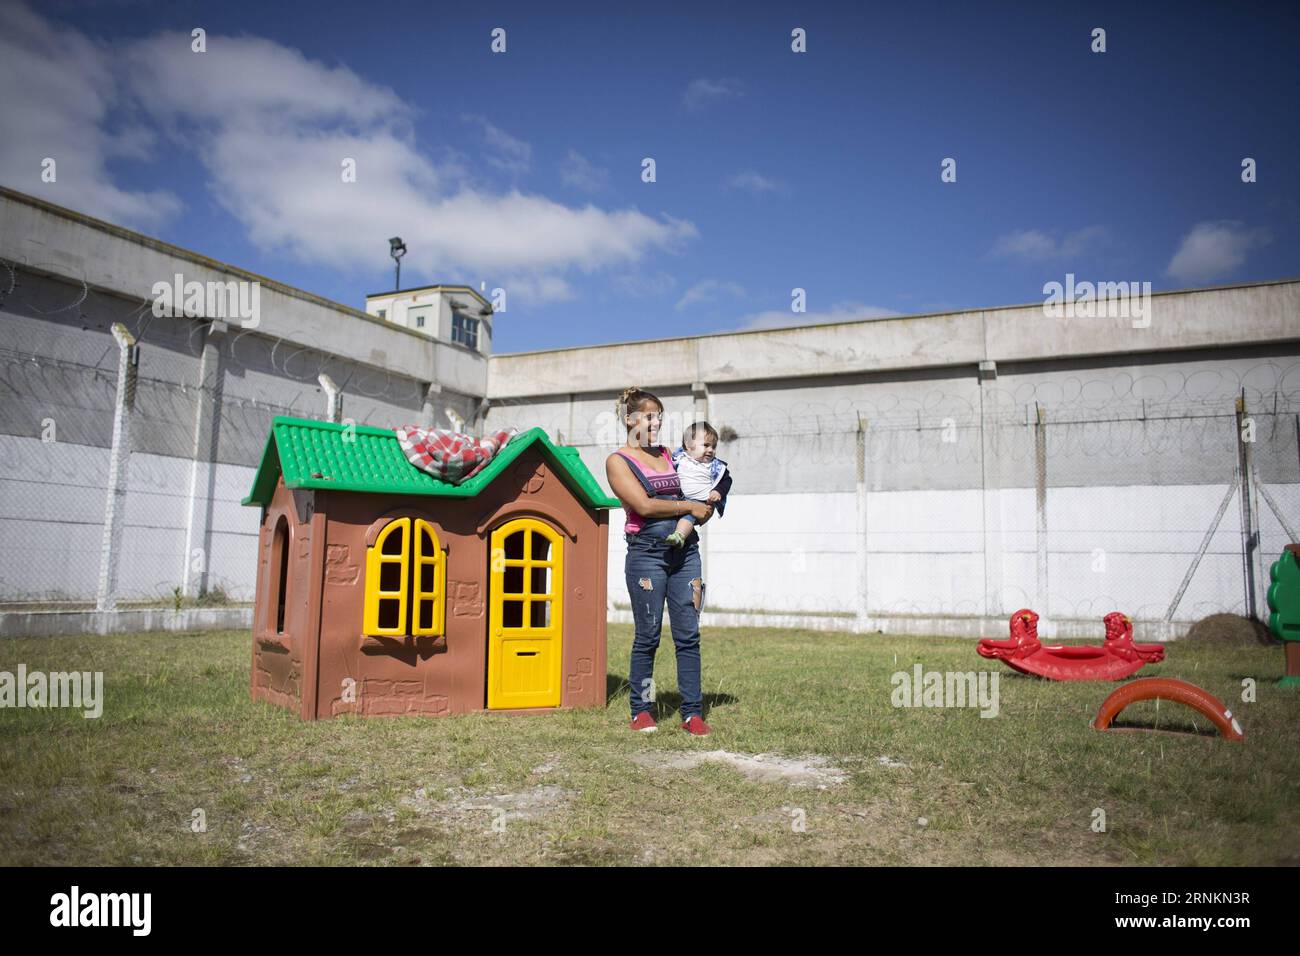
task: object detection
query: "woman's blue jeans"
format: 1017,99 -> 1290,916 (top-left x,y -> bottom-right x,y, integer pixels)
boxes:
624,519 -> 703,719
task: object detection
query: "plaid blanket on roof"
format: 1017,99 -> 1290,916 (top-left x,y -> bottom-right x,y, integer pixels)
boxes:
395,425 -> 518,484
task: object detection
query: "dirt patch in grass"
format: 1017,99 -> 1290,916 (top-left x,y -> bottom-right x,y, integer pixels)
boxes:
447,784 -> 576,820
631,750 -> 848,787
401,784 -> 577,822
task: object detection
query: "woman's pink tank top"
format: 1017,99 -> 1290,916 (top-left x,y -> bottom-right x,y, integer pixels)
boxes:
616,446 -> 680,534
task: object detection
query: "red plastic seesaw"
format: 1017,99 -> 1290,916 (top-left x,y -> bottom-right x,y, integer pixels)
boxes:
977,609 -> 1165,681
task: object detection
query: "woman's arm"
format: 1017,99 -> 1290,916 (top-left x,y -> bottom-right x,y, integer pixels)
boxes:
606,454 -> 713,520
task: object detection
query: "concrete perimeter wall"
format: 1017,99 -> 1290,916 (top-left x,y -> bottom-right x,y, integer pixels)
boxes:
484,281 -> 1300,640
0,189 -> 484,613
2,185 -> 1297,640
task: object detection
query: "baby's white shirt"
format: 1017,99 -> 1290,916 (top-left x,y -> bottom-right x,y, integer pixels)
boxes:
676,455 -> 718,502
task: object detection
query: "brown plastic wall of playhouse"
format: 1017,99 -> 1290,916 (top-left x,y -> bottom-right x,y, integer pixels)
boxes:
250,483 -> 321,719
250,444 -> 609,720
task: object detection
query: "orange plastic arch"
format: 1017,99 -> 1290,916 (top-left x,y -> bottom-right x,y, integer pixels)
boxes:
1093,677 -> 1244,742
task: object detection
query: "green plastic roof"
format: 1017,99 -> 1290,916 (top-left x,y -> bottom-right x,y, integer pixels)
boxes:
242,416 -> 619,510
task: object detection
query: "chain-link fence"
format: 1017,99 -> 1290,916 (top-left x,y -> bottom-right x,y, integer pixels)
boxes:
4,258 -> 1298,631
548,368 -> 1300,630
0,338 -> 298,610
0,262 -> 447,611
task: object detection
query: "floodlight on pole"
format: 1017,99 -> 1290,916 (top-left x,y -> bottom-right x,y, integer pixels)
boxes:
389,237 -> 407,291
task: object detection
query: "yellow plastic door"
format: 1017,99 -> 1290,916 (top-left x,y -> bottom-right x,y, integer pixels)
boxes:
488,518 -> 564,709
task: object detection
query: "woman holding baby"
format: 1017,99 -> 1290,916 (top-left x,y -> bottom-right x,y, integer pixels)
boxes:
605,385 -> 733,737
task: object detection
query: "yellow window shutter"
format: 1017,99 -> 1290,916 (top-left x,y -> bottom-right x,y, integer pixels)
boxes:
412,519 -> 446,636
364,518 -> 410,636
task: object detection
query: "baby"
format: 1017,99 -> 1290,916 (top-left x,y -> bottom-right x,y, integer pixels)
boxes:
665,421 -> 733,548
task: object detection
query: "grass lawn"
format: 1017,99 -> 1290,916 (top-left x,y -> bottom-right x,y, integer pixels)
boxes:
1,625 -> 1297,866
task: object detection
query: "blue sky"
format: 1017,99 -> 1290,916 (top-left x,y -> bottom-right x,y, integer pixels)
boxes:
3,0 -> 1297,353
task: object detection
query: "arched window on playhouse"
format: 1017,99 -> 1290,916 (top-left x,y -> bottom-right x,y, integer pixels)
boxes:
363,517 -> 447,638
490,517 -> 563,631
261,512 -> 292,640
273,515 -> 290,634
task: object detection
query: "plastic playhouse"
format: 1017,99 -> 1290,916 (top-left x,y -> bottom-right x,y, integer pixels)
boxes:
241,417 -> 619,720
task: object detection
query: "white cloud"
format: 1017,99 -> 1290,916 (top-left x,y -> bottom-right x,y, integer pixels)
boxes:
463,115 -> 532,176
988,226 -> 1108,262
1166,220 -> 1272,283
0,2 -> 182,229
735,301 -> 897,331
501,274 -> 575,305
612,272 -> 677,298
675,278 -> 745,311
683,77 -> 744,111
726,171 -> 777,193
0,7 -> 699,290
560,150 -> 609,193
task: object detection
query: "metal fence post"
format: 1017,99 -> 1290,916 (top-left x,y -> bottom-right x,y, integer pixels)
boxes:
318,373 -> 342,423
856,413 -> 870,633
1235,391 -> 1260,620
421,382 -> 442,427
1034,403 -> 1048,615
95,323 -> 137,611
182,319 -> 226,598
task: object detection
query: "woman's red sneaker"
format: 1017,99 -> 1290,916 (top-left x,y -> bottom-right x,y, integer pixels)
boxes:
681,715 -> 712,736
630,712 -> 658,733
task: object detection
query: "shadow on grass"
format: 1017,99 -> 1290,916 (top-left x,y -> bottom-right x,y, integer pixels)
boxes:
606,673 -> 626,705
1102,719 -> 1228,740
605,672 -> 737,719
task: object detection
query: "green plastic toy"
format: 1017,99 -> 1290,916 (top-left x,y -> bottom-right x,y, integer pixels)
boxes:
1266,544 -> 1300,687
